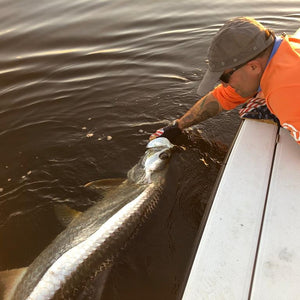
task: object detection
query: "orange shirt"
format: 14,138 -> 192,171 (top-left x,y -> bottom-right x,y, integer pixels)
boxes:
212,34 -> 300,144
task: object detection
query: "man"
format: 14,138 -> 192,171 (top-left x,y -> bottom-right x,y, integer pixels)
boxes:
150,17 -> 300,144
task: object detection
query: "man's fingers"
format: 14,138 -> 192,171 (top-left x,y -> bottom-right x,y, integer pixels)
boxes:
149,129 -> 164,140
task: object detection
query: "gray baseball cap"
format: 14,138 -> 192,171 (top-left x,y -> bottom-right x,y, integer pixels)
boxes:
197,17 -> 274,95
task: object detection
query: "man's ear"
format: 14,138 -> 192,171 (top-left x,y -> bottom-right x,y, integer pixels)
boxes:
247,60 -> 262,74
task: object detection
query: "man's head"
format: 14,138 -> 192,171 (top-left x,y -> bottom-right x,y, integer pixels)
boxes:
197,17 -> 275,97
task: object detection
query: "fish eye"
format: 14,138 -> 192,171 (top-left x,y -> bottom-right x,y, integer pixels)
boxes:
159,151 -> 170,160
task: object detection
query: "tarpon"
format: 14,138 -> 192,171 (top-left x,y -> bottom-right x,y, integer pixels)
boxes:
1,137 -> 175,300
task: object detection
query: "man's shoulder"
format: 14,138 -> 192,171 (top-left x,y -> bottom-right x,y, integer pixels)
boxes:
288,29 -> 300,53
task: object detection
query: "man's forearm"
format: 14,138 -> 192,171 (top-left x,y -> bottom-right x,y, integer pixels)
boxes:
177,93 -> 223,130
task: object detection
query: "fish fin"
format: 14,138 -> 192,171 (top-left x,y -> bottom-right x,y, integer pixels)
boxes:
54,204 -> 82,227
84,178 -> 125,194
0,267 -> 27,300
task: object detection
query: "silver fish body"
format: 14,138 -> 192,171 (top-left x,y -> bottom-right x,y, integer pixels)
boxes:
11,137 -> 174,300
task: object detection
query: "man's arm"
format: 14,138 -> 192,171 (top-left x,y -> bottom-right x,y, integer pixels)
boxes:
177,92 -> 223,130
149,92 -> 223,141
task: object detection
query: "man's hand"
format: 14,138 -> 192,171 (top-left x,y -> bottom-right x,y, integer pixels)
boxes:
149,121 -> 182,142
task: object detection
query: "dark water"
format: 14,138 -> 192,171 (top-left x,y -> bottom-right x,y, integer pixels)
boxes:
0,0 -> 299,298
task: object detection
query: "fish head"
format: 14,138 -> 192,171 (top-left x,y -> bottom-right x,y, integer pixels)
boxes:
144,137 -> 175,183
128,137 -> 174,184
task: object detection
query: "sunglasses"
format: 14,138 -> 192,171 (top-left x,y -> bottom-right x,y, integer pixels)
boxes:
219,62 -> 247,83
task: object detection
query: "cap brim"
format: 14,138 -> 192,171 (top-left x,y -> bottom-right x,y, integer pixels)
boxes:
197,69 -> 223,96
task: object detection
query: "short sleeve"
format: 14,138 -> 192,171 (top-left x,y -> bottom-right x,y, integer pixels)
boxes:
212,84 -> 249,110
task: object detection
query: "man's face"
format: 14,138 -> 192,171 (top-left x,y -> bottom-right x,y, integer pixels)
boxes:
221,62 -> 262,98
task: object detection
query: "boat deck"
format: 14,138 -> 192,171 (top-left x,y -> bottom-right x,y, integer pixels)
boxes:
182,119 -> 300,300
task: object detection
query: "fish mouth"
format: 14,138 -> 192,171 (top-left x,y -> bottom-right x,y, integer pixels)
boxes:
127,138 -> 175,184
146,137 -> 174,150
146,137 -> 176,158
